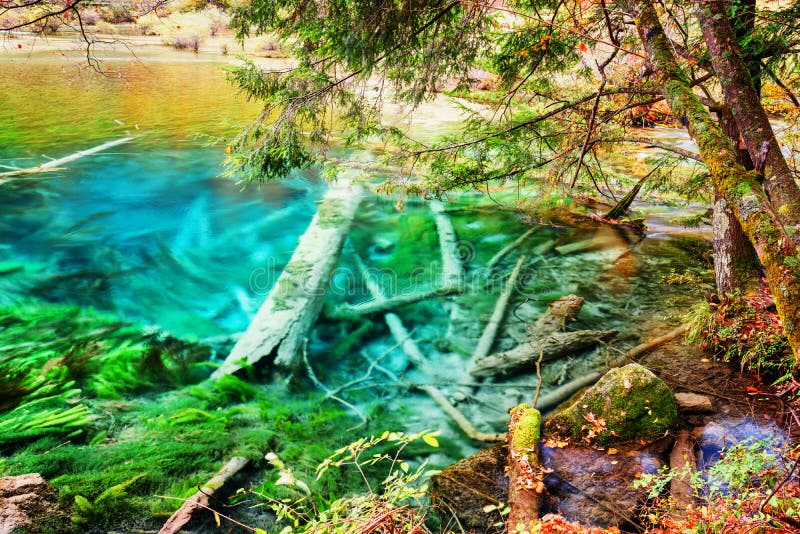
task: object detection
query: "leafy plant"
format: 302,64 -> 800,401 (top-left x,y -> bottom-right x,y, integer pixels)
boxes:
249,430 -> 441,534
635,437 -> 800,532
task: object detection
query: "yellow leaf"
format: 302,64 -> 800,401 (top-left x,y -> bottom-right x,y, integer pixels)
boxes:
423,434 -> 439,448
213,511 -> 221,527
607,448 -> 619,455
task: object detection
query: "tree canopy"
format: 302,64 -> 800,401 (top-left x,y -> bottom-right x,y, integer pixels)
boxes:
223,0 -> 800,361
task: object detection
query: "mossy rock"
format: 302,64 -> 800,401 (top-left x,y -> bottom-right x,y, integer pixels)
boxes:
545,363 -> 677,447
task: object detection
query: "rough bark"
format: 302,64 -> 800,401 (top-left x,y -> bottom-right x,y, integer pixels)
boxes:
507,404 -> 542,532
470,329 -> 618,378
713,108 -> 762,296
626,0 -> 800,361
695,0 -> 800,235
713,194 -> 761,295
212,180 -> 363,377
159,456 -> 250,534
669,430 -> 696,511
528,294 -> 584,338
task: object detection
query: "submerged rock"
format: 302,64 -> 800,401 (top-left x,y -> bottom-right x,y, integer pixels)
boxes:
429,444 -> 507,533
0,473 -> 64,533
430,440 -> 667,531
542,443 -> 665,528
545,363 -> 677,447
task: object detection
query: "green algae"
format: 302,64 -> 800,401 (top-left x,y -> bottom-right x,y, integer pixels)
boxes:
0,301 -> 409,532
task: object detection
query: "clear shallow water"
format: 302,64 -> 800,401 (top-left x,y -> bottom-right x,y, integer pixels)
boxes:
0,53 -> 322,338
0,49 -> 713,399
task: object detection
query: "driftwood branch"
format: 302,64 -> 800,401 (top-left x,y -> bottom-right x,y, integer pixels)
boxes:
385,313 -> 504,442
487,227 -> 539,270
529,295 -> 584,338
159,456 -> 250,534
626,323 -> 688,359
471,329 -> 618,378
0,137 -> 136,182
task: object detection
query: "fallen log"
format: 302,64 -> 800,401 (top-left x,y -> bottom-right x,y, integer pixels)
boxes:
528,294 -> 584,338
470,255 -> 527,367
627,323 -> 688,359
0,137 -> 136,182
159,456 -> 249,534
329,200 -> 465,317
212,180 -> 363,377
471,329 -> 618,378
430,200 -> 464,290
507,404 -> 543,532
669,429 -> 696,511
487,227 -> 539,270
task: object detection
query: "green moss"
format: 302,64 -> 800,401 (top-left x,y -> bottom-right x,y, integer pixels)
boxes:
510,404 -> 541,451
545,363 -> 677,447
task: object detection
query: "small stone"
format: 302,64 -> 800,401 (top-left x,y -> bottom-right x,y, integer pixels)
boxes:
450,390 -> 467,402
674,392 -> 715,413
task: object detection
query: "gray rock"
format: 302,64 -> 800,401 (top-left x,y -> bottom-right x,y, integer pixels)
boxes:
675,392 -> 715,413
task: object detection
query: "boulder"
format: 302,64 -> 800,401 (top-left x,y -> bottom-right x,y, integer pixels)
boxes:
545,363 -> 677,447
0,473 -> 64,533
429,445 -> 507,533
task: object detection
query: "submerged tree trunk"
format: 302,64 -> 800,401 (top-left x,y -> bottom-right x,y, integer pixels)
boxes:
695,0 -> 800,235
625,0 -> 800,362
212,180 -> 363,378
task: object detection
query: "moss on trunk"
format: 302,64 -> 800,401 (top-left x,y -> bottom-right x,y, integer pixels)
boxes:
625,0 -> 800,363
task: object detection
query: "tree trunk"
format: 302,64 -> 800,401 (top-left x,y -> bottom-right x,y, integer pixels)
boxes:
695,0 -> 800,236
625,0 -> 800,362
710,10 -> 762,297
212,180 -> 363,378
507,404 -> 542,532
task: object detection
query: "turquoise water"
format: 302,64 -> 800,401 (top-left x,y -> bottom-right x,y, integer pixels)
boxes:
0,49 -> 715,408
0,53 -> 322,338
